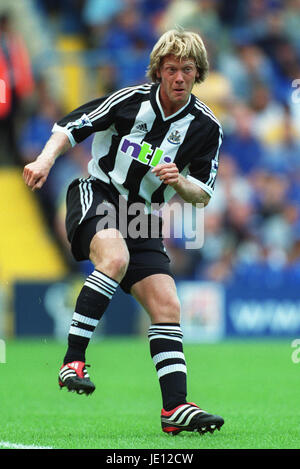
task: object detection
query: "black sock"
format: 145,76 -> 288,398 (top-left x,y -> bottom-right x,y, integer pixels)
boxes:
148,323 -> 187,411
63,270 -> 118,364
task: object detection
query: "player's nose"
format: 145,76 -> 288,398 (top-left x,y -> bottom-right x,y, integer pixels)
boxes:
174,71 -> 184,83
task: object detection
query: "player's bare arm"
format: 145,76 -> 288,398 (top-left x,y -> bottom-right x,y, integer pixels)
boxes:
23,132 -> 71,191
152,162 -> 211,207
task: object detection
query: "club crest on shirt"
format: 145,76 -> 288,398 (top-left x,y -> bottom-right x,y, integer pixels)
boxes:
167,130 -> 181,145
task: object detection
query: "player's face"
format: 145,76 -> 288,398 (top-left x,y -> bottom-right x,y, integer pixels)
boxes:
157,55 -> 199,115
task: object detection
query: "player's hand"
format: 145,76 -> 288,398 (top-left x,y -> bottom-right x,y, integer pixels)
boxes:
23,157 -> 53,191
151,163 -> 179,186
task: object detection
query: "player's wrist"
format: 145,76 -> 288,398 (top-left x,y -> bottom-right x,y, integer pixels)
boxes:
36,152 -> 56,167
171,174 -> 184,190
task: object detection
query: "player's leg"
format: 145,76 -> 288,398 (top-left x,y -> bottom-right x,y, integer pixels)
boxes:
132,274 -> 185,403
131,274 -> 186,408
131,273 -> 224,435
59,177 -> 130,394
59,226 -> 129,394
63,227 -> 129,364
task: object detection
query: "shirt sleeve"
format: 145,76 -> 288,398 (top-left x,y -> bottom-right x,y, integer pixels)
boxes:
187,122 -> 223,197
51,90 -> 121,147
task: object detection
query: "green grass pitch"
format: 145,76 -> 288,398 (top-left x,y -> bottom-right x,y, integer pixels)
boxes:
0,338 -> 299,449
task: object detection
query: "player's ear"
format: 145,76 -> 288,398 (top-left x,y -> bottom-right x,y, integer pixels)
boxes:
156,68 -> 161,81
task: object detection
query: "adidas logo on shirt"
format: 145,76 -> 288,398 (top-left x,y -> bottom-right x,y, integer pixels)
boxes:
136,122 -> 148,132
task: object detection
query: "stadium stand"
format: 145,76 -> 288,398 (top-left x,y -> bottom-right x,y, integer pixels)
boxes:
0,166 -> 67,283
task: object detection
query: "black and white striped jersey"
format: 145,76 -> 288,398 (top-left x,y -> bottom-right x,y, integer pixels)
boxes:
53,82 -> 222,210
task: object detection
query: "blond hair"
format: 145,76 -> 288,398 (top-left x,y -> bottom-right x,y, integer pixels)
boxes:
147,29 -> 209,84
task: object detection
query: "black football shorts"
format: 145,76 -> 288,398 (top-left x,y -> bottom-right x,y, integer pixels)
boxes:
65,176 -> 173,293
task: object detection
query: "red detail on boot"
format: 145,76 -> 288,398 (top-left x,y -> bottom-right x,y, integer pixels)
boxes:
161,402 -> 201,417
61,361 -> 85,378
162,426 -> 180,433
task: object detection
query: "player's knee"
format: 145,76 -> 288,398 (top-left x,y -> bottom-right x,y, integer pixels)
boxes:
93,251 -> 129,282
107,253 -> 129,279
89,232 -> 129,282
152,295 -> 181,323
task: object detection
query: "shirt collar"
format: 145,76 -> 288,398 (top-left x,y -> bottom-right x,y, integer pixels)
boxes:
150,83 -> 194,123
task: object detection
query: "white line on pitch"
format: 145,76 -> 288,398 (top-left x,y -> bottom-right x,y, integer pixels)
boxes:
0,441 -> 53,449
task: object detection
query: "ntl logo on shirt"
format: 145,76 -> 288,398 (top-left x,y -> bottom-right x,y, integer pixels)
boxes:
120,138 -> 172,167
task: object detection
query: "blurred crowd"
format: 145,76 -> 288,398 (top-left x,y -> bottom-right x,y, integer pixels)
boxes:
1,0 -> 300,286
